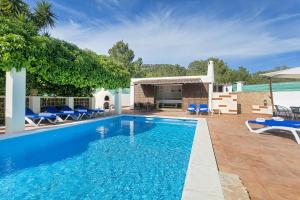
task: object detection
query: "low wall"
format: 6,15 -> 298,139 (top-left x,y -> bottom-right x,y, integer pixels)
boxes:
212,92 -> 237,114
237,92 -> 271,114
237,91 -> 300,114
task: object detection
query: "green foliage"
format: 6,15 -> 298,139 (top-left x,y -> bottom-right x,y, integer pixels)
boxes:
0,0 -> 28,17
141,64 -> 187,77
0,15 -> 130,96
29,36 -> 130,89
26,72 -> 95,96
186,60 -> 207,75
109,40 -> 134,64
108,40 -> 143,78
186,58 -> 236,83
32,0 -> 56,33
135,57 -> 292,85
1,0 -> 55,33
0,16 -> 38,71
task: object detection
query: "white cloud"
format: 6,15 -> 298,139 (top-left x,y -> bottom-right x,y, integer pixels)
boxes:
50,11 -> 300,66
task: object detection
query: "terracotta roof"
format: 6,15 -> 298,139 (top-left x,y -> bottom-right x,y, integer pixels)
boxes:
134,77 -> 203,85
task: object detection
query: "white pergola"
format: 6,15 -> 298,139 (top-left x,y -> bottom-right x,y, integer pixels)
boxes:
261,66 -> 300,115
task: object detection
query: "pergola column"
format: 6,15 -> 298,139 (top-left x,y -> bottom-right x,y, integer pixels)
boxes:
5,68 -> 26,133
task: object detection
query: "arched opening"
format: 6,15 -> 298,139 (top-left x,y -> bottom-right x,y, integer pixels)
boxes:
104,96 -> 109,101
103,102 -> 109,109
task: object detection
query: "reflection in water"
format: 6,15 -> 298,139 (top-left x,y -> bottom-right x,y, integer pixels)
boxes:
129,121 -> 134,145
96,126 -> 106,139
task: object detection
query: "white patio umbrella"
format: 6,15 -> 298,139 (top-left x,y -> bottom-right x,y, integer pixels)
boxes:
261,67 -> 300,116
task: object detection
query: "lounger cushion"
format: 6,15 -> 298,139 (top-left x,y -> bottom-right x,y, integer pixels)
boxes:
248,119 -> 300,128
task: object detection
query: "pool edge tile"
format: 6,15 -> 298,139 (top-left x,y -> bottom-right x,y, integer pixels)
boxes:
182,118 -> 225,200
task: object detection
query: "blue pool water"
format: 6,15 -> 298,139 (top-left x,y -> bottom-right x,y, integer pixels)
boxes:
0,116 -> 196,200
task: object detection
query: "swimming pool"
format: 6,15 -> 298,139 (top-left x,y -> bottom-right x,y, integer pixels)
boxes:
0,116 -> 197,200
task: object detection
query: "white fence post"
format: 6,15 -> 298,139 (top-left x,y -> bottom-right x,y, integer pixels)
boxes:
90,97 -> 96,109
66,97 -> 74,109
29,96 -> 41,113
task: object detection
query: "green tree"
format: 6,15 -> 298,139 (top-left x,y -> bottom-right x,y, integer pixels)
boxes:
0,0 -> 28,17
32,0 -> 56,33
140,64 -> 186,77
186,60 -> 207,75
108,40 -> 142,78
0,15 -> 130,96
187,58 -> 235,83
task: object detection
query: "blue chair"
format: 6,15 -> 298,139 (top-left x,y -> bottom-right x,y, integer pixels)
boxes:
25,107 -> 59,126
246,118 -> 300,144
198,104 -> 209,115
187,104 -> 197,114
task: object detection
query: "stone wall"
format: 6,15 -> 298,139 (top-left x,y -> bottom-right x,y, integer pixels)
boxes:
237,92 -> 271,114
134,84 -> 155,104
182,83 -> 208,110
212,92 -> 238,114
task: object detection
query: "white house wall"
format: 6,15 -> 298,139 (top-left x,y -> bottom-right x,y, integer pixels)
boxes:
273,91 -> 300,108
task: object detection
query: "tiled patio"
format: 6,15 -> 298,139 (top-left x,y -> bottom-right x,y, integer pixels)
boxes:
1,110 -> 299,200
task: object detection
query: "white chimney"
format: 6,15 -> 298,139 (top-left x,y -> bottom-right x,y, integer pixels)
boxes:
207,60 -> 214,83
207,60 -> 214,111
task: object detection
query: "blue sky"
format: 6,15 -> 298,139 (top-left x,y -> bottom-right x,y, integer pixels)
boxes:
26,0 -> 300,71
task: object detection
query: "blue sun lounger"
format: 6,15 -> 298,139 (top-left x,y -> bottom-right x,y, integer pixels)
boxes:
58,105 -> 93,120
246,119 -> 300,144
74,105 -> 104,117
187,104 -> 197,113
41,106 -> 79,121
25,107 -> 62,126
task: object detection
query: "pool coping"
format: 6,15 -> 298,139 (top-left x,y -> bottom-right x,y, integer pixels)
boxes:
0,114 -> 224,199
181,118 -> 224,200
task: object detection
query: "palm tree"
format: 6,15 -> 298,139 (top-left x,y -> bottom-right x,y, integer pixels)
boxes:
0,0 -> 28,17
33,0 -> 56,33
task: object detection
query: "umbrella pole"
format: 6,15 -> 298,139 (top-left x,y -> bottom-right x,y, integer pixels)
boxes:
269,78 -> 275,116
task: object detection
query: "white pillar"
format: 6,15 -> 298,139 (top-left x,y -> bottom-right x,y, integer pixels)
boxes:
207,61 -> 214,111
130,80 -> 135,109
29,96 -> 41,113
66,97 -> 74,109
5,68 -> 26,133
114,88 -> 122,114
236,81 -> 244,92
